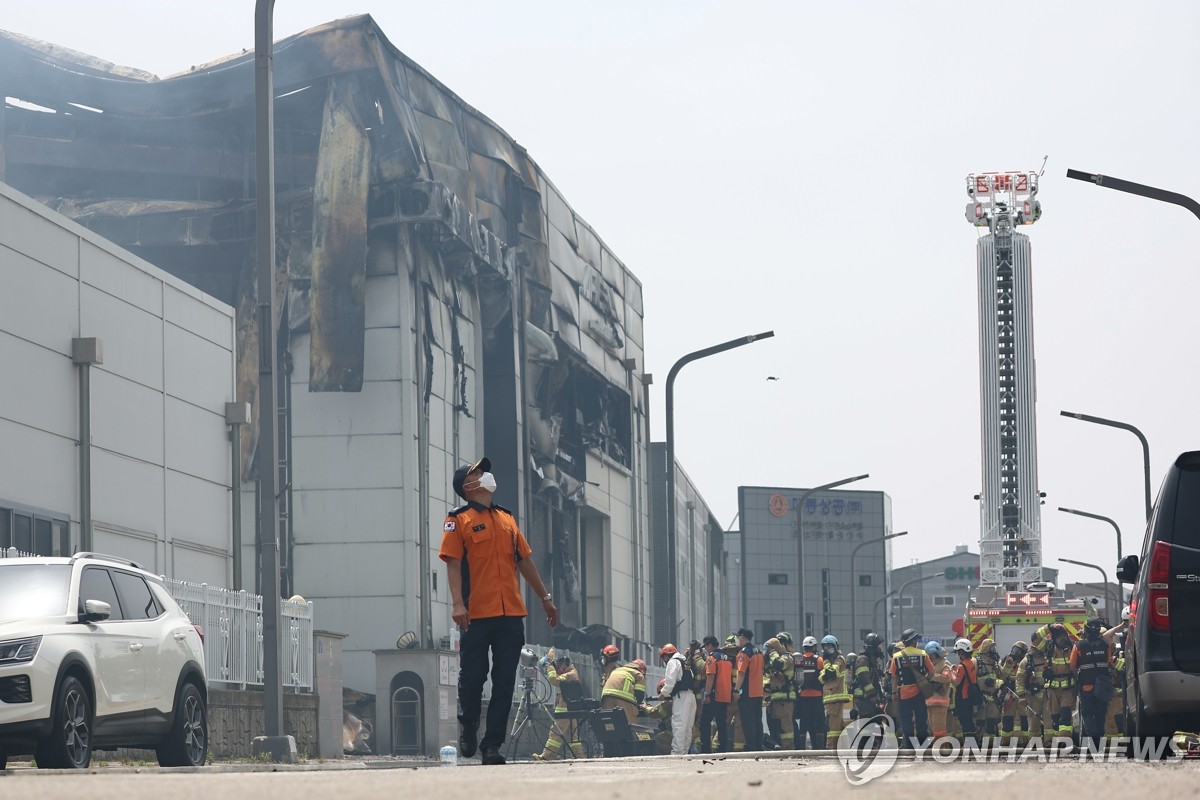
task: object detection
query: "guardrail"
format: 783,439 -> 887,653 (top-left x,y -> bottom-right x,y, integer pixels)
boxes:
166,579 -> 314,692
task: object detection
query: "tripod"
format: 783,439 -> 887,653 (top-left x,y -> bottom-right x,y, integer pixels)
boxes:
507,667 -> 581,762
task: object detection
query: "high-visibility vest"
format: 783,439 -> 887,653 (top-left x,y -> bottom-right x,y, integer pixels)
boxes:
794,651 -> 822,694
821,656 -> 851,705
1046,646 -> 1074,689
602,665 -> 644,703
547,664 -> 580,712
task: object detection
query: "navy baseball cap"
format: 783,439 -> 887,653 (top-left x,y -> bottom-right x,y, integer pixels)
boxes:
452,457 -> 491,499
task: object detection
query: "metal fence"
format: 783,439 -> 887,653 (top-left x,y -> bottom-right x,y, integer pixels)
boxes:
166,579 -> 314,692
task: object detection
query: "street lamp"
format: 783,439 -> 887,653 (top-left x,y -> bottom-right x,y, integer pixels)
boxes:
254,0 -> 285,750
872,590 -> 897,642
895,572 -> 941,641
1066,169 -> 1200,222
1058,506 -> 1123,562
1060,410 -> 1152,523
850,531 -> 907,650
791,474 -> 870,636
666,331 -> 774,638
1059,557 -> 1115,623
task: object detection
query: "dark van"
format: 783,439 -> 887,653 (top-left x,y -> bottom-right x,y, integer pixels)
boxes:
1116,450 -> 1200,740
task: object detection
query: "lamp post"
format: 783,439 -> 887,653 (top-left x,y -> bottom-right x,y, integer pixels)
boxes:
790,474 -> 870,637
872,590 -> 897,642
850,531 -> 907,650
1066,169 -> 1200,222
254,0 -> 288,758
895,572 -> 941,641
666,331 -> 774,638
1060,557 -> 1115,622
1060,410 -> 1152,523
1058,506 -> 1123,562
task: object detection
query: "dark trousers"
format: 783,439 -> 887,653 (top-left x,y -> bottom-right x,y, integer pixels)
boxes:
898,694 -> 929,746
698,700 -> 730,753
457,615 -> 525,751
738,695 -> 764,751
954,695 -> 978,738
794,695 -> 827,749
1079,690 -> 1107,749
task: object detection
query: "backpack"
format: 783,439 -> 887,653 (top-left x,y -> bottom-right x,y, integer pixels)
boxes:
671,653 -> 696,695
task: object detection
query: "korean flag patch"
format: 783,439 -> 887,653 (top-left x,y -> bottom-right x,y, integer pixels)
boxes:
444,520 -> 456,532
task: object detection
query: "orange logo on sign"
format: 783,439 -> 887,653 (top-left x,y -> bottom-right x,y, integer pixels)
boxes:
768,494 -> 788,517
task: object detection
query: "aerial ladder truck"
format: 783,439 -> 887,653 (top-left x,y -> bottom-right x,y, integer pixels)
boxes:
961,172 -> 1093,652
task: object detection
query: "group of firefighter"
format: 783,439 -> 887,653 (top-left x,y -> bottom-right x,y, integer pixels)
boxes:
531,613 -> 1128,759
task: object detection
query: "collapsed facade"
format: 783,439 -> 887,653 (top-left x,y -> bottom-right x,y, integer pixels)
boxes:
0,15 -> 655,690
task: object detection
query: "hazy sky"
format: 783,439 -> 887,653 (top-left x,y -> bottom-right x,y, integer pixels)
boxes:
6,2 -> 1198,589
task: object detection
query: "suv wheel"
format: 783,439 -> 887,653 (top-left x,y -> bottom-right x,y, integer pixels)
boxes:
156,682 -> 208,767
0,747 -> 7,770
37,675 -> 92,769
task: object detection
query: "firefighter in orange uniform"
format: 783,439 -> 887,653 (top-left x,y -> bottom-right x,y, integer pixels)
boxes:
734,628 -> 765,751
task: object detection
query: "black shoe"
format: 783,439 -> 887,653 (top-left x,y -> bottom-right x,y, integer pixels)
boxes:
480,747 -> 506,765
459,723 -> 479,758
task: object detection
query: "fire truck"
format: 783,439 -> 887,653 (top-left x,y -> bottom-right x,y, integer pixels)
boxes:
960,171 -> 1095,651
963,584 -> 1095,653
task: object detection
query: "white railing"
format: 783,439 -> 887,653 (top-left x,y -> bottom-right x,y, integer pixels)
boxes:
165,579 -> 314,692
0,549 -> 313,691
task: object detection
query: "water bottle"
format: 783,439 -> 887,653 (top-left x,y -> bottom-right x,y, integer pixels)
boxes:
440,741 -> 458,766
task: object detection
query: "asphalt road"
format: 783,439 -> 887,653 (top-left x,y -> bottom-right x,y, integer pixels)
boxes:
1,752 -> 1195,799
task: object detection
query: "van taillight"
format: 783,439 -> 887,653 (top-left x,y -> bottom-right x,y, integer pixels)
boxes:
1148,541 -> 1171,633
193,624 -> 205,645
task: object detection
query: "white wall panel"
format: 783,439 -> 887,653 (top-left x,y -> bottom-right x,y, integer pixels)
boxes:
81,285 -> 165,391
363,328 -> 402,381
164,285 -> 233,350
296,542 -> 405,596
0,334 -> 76,439
292,488 -> 404,544
90,448 -> 165,538
290,380 -> 403,437
0,416 -> 76,516
92,527 -> 159,572
80,240 -> 162,317
364,274 -> 402,328
0,193 -> 78,276
165,470 -> 228,554
291,433 -> 404,490
0,248 -> 78,353
165,397 -> 227,484
169,542 -> 227,587
89,370 -> 165,467
163,324 -> 230,410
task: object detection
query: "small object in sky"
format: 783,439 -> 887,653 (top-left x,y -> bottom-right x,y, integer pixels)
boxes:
766,376 -> 779,381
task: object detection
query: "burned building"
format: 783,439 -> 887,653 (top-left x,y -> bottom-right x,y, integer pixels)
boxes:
0,15 -> 653,689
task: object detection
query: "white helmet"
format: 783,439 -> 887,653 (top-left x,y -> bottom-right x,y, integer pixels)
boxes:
1122,605 -> 1130,622
953,638 -> 973,654
802,636 -> 818,649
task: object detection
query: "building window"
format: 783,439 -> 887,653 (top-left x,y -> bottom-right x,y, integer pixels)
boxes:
858,574 -> 872,587
892,597 -> 914,608
933,596 -> 956,607
0,504 -> 71,557
756,621 -> 784,645
767,573 -> 788,585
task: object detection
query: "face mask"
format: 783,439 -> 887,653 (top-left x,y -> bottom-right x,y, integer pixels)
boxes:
477,472 -> 497,493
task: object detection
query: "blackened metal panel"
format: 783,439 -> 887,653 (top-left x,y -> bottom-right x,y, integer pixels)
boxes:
309,76 -> 369,392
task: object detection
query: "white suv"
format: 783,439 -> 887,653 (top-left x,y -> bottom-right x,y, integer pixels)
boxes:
0,553 -> 208,769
